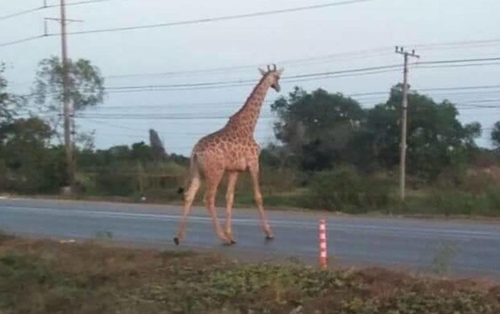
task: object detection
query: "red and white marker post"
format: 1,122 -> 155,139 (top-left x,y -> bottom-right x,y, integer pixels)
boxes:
319,219 -> 328,268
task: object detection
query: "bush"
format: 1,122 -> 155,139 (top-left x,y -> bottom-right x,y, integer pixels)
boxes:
423,187 -> 500,216
486,188 -> 500,210
94,170 -> 136,196
306,166 -> 393,213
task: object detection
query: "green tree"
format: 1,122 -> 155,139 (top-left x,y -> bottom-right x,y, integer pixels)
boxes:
492,121 -> 500,148
0,64 -> 25,124
0,117 -> 64,193
362,84 -> 482,181
271,87 -> 365,171
132,141 -> 155,162
270,84 -> 482,181
31,56 -> 105,146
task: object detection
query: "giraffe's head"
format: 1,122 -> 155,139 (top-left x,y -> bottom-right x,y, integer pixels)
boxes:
259,64 -> 284,92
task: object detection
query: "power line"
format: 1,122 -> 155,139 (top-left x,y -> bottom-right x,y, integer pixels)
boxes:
455,100 -> 500,107
417,56 -> 500,66
414,62 -> 500,70
76,93 -> 500,111
417,84 -> 500,93
0,7 -> 44,22
75,115 -> 276,120
105,49 -> 393,80
96,129 -> 271,137
285,65 -> 402,80
72,116 -> 149,132
413,38 -> 500,50
348,84 -> 500,98
64,0 -> 112,7
73,99 -> 500,121
456,105 -> 499,109
11,60 -> 500,103
99,59 -> 500,87
103,64 -> 405,92
102,57 -> 500,92
0,35 -> 46,48
103,50 -> 500,81
45,0 -> 375,37
71,99 -> 500,116
20,81 -> 500,103
90,100 -> 272,109
82,116 -> 272,133
106,78 -> 257,91
0,0 -> 114,48
0,0 -> 111,22
2,0 -> 500,61
18,81 -> 500,105
96,132 -> 146,140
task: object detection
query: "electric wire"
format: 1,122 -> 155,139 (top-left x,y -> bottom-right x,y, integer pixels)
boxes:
45,0 -> 375,37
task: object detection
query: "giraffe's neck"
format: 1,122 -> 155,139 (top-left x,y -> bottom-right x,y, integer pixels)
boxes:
224,75 -> 271,137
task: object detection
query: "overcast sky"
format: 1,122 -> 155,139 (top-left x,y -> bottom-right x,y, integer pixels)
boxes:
1,0 -> 499,156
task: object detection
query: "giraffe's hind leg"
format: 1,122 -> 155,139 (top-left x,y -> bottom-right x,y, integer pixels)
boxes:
204,167 -> 233,245
224,171 -> 238,244
174,170 -> 201,245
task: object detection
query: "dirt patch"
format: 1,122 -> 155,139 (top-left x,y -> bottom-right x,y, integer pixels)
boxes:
1,235 -> 499,314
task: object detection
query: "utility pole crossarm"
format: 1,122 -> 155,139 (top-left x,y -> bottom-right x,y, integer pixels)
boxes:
395,46 -> 420,201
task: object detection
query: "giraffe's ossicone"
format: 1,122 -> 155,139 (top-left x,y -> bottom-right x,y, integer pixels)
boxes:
174,64 -> 284,245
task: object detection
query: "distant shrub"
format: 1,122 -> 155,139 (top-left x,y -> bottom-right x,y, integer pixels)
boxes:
94,171 -> 136,196
437,166 -> 500,194
424,187 -> 500,216
260,168 -> 301,193
307,166 -> 393,213
461,167 -> 500,194
486,188 -> 500,211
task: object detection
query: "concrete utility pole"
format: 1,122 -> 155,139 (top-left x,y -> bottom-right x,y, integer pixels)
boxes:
60,0 -> 74,191
45,1 -> 83,194
60,0 -> 73,191
395,46 -> 419,201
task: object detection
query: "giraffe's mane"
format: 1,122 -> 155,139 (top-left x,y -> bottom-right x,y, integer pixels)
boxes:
229,71 -> 272,120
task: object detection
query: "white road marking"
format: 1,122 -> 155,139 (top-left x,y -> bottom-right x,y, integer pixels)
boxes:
1,204 -> 499,240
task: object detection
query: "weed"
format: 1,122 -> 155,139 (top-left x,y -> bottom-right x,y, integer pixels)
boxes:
94,230 -> 113,241
430,241 -> 459,276
1,236 -> 498,313
0,229 -> 14,243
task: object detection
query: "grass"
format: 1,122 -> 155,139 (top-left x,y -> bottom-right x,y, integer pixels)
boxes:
1,234 -> 500,314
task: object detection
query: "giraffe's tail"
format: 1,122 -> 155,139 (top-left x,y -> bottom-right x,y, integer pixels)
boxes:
177,152 -> 199,195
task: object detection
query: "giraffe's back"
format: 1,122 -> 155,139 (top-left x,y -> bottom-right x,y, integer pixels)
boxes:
191,130 -> 260,172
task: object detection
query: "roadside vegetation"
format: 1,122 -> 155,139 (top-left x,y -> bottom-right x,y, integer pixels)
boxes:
1,60 -> 500,217
1,234 -> 500,314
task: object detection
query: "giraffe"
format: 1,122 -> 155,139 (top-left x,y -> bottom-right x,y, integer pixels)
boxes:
174,64 -> 284,245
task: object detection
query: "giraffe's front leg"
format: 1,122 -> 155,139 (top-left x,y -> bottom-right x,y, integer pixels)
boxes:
248,162 -> 274,240
224,171 -> 238,244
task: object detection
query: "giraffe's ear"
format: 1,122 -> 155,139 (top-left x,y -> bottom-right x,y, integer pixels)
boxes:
258,68 -> 266,76
277,68 -> 284,76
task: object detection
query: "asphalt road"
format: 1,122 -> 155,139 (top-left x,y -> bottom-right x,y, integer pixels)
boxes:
1,198 -> 500,280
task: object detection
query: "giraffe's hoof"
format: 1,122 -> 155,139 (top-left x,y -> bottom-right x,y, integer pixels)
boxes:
221,238 -> 236,246
224,231 -> 237,245
265,234 -> 275,241
173,237 -> 180,246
